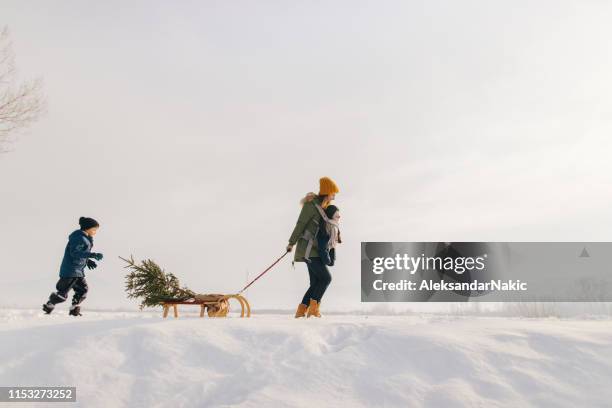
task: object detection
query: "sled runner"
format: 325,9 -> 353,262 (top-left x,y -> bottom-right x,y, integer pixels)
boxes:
160,294 -> 251,318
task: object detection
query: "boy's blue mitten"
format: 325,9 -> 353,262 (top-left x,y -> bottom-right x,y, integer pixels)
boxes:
92,253 -> 104,261
86,260 -> 97,270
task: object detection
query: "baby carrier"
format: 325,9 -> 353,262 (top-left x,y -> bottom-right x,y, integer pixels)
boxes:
303,204 -> 340,266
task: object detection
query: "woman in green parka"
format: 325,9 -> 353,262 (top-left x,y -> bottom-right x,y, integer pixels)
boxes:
287,177 -> 340,318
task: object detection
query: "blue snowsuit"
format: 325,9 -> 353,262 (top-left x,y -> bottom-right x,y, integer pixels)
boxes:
46,230 -> 98,309
59,229 -> 96,278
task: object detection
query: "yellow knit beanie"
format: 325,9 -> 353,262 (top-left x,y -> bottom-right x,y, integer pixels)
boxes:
319,177 -> 340,196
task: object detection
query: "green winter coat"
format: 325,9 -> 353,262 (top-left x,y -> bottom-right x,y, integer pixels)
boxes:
288,195 -> 324,262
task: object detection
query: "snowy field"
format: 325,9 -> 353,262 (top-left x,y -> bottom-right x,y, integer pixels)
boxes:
1,309 -> 612,408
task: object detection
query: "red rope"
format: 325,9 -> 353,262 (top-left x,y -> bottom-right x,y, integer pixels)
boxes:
238,250 -> 290,294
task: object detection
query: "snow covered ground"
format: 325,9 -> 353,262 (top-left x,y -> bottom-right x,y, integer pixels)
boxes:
1,309 -> 612,408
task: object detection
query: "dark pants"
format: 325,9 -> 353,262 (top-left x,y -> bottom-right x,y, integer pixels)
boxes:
48,277 -> 89,306
301,257 -> 332,305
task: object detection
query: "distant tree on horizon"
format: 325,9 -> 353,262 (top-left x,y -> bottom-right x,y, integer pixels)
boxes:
0,26 -> 45,153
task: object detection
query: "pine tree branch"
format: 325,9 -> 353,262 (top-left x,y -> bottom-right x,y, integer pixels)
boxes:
121,255 -> 195,310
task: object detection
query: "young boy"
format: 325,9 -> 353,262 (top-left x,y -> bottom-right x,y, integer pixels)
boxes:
42,217 -> 104,316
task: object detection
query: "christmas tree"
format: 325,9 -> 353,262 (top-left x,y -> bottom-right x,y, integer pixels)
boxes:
122,255 -> 195,309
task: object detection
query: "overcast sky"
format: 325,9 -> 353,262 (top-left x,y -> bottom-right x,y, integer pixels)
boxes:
1,0 -> 612,310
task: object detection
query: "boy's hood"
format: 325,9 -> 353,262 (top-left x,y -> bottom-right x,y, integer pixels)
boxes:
69,229 -> 91,241
69,229 -> 84,238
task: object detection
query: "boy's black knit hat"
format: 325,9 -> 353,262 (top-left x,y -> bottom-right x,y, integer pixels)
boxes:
79,217 -> 99,230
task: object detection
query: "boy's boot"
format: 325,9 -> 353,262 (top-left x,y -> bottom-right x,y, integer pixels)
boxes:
42,292 -> 66,314
295,303 -> 308,318
307,299 -> 321,318
42,302 -> 55,314
69,305 -> 82,317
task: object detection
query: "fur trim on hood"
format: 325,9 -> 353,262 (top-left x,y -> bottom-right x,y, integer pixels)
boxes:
300,192 -> 317,205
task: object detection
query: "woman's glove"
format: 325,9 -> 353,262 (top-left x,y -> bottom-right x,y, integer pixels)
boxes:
86,260 -> 97,270
91,253 -> 104,261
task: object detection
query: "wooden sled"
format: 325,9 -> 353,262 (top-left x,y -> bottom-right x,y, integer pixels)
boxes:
160,294 -> 251,319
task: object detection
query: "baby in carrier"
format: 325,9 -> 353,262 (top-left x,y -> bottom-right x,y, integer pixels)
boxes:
316,204 -> 341,266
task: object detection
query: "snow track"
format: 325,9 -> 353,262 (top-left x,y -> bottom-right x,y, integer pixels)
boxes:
1,310 -> 612,407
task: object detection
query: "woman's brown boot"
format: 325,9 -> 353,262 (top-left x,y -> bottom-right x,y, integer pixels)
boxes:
307,299 -> 321,318
295,303 -> 308,318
